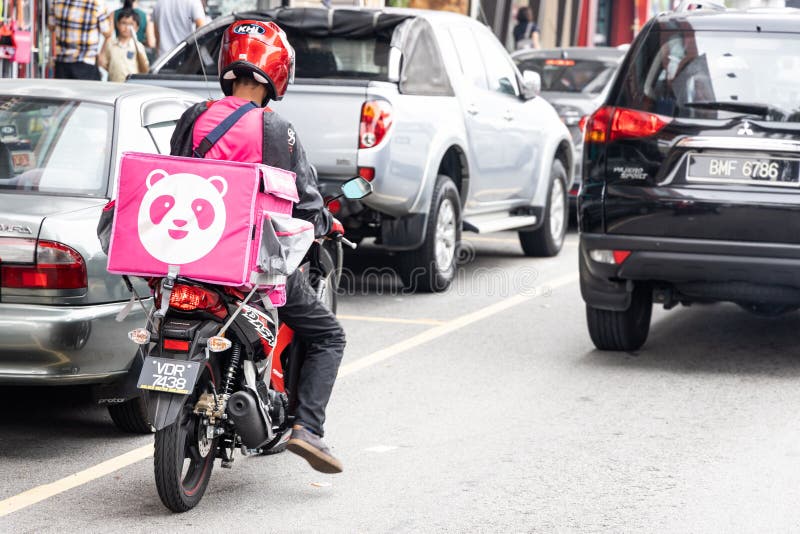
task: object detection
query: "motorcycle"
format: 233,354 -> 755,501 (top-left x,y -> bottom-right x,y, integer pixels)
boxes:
126,177 -> 370,512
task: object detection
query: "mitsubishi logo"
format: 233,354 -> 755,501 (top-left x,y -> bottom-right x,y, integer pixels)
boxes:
737,121 -> 754,136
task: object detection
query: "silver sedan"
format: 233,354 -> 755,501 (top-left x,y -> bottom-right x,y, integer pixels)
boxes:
0,80 -> 200,424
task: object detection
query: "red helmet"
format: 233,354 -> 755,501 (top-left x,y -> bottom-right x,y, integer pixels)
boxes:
218,20 -> 295,101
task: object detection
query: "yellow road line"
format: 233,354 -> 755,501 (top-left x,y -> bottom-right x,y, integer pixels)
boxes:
0,272 -> 579,517
337,314 -> 445,326
0,444 -> 153,518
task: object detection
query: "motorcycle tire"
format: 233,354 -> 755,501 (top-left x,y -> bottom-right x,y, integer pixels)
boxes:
153,360 -> 220,512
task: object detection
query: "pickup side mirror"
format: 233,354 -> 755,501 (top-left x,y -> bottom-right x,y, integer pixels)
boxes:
341,177 -> 373,200
521,70 -> 541,100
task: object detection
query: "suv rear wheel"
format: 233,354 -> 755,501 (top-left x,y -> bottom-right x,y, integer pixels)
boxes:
519,160 -> 568,257
398,175 -> 461,293
586,284 -> 652,351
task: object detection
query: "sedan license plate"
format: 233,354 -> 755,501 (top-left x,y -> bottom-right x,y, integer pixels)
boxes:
137,356 -> 202,395
687,154 -> 800,187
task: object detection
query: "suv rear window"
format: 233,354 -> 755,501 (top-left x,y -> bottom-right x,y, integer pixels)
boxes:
515,58 -> 617,94
617,30 -> 800,122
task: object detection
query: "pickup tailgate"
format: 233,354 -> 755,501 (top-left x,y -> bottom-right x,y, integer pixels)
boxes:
270,81 -> 369,179
129,74 -> 369,179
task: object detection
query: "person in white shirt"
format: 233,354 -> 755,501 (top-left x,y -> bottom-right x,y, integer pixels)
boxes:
152,0 -> 206,58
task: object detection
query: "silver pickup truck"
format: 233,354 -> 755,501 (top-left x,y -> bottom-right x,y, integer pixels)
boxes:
129,7 -> 574,291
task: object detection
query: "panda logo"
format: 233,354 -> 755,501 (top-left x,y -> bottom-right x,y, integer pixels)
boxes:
137,169 -> 228,265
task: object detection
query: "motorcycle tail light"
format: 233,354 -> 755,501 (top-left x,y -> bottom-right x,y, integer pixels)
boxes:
359,100 -> 392,149
163,339 -> 190,352
169,284 -> 226,318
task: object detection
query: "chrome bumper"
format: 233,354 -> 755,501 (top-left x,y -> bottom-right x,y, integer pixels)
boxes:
0,299 -> 151,385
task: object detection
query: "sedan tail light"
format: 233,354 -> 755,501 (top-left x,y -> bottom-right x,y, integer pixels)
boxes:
585,106 -> 671,143
1,240 -> 87,289
359,100 -> 393,149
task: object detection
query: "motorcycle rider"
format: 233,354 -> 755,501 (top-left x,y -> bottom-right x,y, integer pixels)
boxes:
169,20 -> 345,474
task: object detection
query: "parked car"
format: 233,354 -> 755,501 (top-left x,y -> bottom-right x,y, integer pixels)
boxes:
578,5 -> 800,351
129,7 -> 574,292
0,80 -> 201,430
512,46 -> 624,204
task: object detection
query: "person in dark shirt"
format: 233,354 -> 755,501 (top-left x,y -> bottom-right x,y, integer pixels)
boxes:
513,6 -> 540,50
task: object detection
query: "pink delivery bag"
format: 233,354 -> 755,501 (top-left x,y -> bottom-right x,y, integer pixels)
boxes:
107,152 -> 308,294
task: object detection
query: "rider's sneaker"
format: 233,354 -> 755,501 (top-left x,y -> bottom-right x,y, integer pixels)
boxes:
286,425 -> 343,474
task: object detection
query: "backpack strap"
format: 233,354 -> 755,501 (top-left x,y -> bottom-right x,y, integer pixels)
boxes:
193,101 -> 258,158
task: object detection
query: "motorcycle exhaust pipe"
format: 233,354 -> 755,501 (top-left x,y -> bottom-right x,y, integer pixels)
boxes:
227,390 -> 270,449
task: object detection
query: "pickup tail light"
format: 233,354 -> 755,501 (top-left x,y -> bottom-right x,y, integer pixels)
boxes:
358,166 -> 375,182
169,284 -> 226,318
1,240 -> 87,289
359,100 -> 393,149
585,106 -> 670,143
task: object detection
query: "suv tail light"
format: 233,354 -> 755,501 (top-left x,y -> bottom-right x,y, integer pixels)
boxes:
585,106 -> 671,143
169,284 -> 226,317
1,240 -> 87,289
359,100 -> 393,149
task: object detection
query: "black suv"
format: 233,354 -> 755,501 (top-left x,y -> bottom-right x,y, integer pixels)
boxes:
578,6 -> 800,351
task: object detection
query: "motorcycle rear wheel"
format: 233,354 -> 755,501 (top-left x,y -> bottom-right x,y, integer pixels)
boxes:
153,362 -> 220,512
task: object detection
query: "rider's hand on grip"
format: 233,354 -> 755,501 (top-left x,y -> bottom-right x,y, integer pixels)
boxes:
328,217 -> 345,239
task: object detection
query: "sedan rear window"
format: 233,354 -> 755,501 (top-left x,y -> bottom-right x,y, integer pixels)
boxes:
515,58 -> 618,94
0,98 -> 112,197
616,30 -> 800,122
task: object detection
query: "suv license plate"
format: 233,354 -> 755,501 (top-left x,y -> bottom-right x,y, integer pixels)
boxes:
687,155 -> 800,187
137,356 -> 202,395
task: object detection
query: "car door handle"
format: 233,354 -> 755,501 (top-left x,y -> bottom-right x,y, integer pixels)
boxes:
503,111 -> 515,122
467,104 -> 479,116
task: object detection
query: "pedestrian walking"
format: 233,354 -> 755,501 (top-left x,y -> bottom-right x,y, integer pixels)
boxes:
98,8 -> 149,82
513,6 -> 540,50
113,0 -> 155,50
48,0 -> 112,80
152,0 -> 206,58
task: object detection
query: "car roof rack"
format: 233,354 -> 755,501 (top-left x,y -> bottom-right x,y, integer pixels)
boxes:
673,0 -> 727,13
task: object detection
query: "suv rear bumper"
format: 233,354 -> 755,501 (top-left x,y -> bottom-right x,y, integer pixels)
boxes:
580,234 -> 800,311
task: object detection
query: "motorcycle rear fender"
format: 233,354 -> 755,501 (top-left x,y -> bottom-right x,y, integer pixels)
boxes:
146,320 -> 219,431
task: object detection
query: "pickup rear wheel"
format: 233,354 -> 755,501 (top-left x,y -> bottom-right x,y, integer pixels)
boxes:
586,284 -> 652,351
519,159 -> 568,257
398,175 -> 461,293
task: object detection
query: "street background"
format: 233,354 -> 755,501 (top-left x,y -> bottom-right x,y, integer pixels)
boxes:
3,231 -> 800,531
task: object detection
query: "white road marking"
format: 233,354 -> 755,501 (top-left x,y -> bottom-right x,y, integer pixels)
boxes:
0,272 -> 579,517
339,273 -> 578,378
0,444 -> 153,518
337,314 -> 445,326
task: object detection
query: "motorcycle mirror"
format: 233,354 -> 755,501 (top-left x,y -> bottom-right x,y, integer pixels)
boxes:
341,177 -> 373,200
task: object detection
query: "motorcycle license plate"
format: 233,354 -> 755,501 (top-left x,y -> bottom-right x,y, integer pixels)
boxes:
137,356 -> 202,395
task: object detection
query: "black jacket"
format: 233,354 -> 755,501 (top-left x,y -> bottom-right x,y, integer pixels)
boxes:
169,101 -> 332,237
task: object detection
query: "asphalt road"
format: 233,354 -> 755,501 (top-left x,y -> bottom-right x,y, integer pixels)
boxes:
3,230 -> 800,532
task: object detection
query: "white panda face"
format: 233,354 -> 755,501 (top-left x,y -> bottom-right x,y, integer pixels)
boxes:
137,169 -> 228,265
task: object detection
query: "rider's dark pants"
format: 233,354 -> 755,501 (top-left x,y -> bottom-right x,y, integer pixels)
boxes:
277,271 -> 345,438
